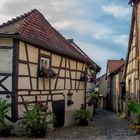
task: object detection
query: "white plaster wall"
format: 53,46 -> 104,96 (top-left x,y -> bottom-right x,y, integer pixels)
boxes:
64,90 -> 85,126
0,38 -> 13,118
0,49 -> 13,73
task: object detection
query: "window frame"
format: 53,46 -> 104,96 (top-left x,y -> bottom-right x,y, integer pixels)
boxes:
39,54 -> 51,70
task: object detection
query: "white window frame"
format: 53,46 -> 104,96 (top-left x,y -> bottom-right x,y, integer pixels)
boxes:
40,57 -> 50,70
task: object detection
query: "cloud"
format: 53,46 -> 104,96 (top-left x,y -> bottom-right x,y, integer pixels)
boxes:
53,20 -> 112,39
112,34 -> 129,47
0,0 -> 130,76
102,5 -> 131,19
76,41 -> 119,75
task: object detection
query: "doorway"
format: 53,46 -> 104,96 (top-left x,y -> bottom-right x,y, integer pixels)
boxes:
52,100 -> 65,127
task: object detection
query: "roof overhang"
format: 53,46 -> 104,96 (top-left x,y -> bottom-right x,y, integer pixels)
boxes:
0,33 -> 92,64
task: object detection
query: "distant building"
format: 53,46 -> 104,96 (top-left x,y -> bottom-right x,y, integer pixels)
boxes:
96,74 -> 108,109
0,9 -> 101,126
106,60 -> 125,112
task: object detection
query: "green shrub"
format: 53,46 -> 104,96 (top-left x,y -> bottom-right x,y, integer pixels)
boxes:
127,101 -> 140,114
75,109 -> 91,121
20,105 -> 55,138
127,101 -> 140,125
0,99 -> 11,123
90,91 -> 99,101
0,98 -> 12,137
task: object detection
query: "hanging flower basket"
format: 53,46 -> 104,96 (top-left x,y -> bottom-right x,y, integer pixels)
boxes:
67,100 -> 74,106
90,77 -> 96,82
80,73 -> 88,81
39,66 -> 57,78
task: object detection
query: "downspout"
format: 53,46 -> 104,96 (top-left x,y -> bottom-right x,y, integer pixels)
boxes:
84,64 -> 87,109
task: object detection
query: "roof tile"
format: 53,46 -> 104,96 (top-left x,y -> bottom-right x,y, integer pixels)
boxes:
0,9 -> 94,63
107,60 -> 125,75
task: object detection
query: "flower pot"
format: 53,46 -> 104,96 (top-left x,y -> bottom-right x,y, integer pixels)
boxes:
87,100 -> 92,106
78,120 -> 88,126
136,128 -> 140,134
31,127 -> 47,138
90,77 -> 96,82
0,127 -> 12,137
67,100 -> 74,106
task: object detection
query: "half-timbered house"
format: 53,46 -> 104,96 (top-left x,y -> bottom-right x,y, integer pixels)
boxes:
124,0 -> 140,102
0,9 -> 100,127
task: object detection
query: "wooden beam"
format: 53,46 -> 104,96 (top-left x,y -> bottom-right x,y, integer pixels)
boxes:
54,57 -> 63,90
0,46 -> 13,49
25,43 -> 32,90
11,38 -> 19,122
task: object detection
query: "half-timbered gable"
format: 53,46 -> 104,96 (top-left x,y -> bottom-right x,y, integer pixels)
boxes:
0,9 -> 100,126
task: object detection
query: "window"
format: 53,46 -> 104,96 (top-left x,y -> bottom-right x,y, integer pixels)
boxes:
134,79 -> 139,101
40,57 -> 50,70
128,80 -> 131,96
39,56 -> 56,78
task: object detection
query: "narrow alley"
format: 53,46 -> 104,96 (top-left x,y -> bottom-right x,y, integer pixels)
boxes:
46,110 -> 140,140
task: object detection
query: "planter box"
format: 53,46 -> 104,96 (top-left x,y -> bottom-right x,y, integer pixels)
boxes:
78,120 -> 88,126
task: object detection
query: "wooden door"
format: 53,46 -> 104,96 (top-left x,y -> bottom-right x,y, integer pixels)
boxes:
52,100 -> 65,127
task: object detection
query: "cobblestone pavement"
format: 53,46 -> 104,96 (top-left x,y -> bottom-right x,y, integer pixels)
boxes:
47,110 -> 140,140
0,110 -> 140,140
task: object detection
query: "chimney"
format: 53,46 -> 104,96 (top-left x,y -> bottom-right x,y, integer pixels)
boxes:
67,39 -> 74,43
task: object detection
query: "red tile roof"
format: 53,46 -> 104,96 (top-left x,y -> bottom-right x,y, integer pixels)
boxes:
107,60 -> 125,75
0,9 -> 96,64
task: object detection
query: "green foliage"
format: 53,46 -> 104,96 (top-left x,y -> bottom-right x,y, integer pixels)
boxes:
75,109 -> 91,121
0,99 -> 12,137
90,91 -> 99,101
20,105 -> 55,138
0,98 -> 11,123
127,101 -> 140,125
127,101 -> 140,114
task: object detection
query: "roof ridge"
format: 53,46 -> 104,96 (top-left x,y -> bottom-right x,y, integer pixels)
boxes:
0,9 -> 38,29
108,60 -> 125,61
46,21 -> 74,49
40,16 -> 79,53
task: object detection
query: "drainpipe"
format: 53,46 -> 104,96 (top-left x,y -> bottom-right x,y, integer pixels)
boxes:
84,65 -> 87,109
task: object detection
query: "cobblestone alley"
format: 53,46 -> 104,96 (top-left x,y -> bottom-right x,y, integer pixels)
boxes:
47,110 -> 140,140
1,110 -> 140,140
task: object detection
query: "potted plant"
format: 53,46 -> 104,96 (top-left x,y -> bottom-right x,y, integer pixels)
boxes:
89,90 -> 99,115
0,99 -> 12,137
80,73 -> 88,81
75,109 -> 91,126
39,66 -> 57,78
20,105 -> 55,138
90,73 -> 96,82
67,100 -> 74,106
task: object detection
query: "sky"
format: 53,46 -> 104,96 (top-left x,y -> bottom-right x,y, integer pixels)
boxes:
0,0 -> 132,76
